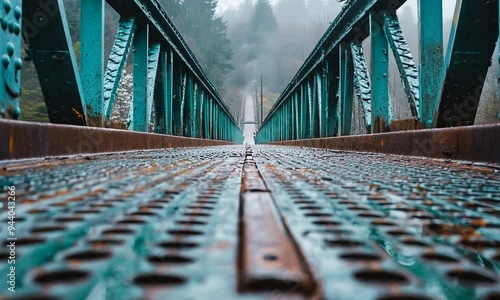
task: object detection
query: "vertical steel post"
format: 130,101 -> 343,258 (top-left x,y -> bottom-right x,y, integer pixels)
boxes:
81,0 -> 104,127
326,54 -> 340,136
165,50 -> 174,134
370,11 -> 391,133
418,0 -> 443,128
316,72 -> 323,137
129,23 -> 149,132
340,43 -> 354,136
261,75 -> 264,129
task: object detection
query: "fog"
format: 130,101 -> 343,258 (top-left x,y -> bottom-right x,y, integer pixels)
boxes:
217,0 -> 498,126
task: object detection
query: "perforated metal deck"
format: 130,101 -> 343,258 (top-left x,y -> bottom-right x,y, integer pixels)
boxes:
0,146 -> 499,300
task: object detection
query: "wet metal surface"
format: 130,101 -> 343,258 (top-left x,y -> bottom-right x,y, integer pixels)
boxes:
270,124 -> 500,164
0,146 -> 499,299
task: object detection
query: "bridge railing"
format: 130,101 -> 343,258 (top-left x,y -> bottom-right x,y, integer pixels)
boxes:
0,0 -> 242,143
256,0 -> 498,143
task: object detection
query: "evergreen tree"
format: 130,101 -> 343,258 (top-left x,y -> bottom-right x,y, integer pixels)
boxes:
251,0 -> 277,38
162,0 -> 233,94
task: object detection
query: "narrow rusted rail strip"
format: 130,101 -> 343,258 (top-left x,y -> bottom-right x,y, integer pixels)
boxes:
0,120 -> 235,160
268,124 -> 500,164
0,146 -> 499,299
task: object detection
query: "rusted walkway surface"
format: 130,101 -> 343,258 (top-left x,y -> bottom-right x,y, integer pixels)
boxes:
0,146 -> 499,299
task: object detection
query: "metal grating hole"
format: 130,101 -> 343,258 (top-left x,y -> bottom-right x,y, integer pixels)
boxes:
422,253 -> 459,263
304,213 -> 333,218
376,294 -> 433,300
117,219 -> 146,225
141,205 -> 163,210
460,239 -> 500,249
102,228 -> 135,235
371,220 -> 398,227
197,200 -> 217,205
55,216 -> 84,223
358,213 -> 384,219
354,270 -> 409,284
492,254 -> 500,262
294,200 -> 316,205
325,238 -> 363,247
87,239 -> 124,247
130,212 -> 158,217
318,229 -> 352,235
107,199 -> 125,203
176,220 -> 208,226
34,269 -> 89,285
3,216 -> 26,222
133,273 -> 187,287
154,199 -> 171,204
75,209 -> 101,215
148,254 -> 194,264
401,239 -> 431,248
447,270 -> 497,285
340,252 -> 382,262
187,205 -> 215,211
263,253 -> 279,262
299,206 -> 322,211
64,250 -> 112,262
158,241 -> 199,249
28,209 -> 49,214
91,203 -> 114,208
475,198 -> 499,205
312,220 -> 341,227
198,196 -> 218,201
348,206 -> 370,211
184,212 -> 211,218
31,225 -> 66,233
168,229 -> 204,236
0,251 -> 10,260
4,237 -> 45,247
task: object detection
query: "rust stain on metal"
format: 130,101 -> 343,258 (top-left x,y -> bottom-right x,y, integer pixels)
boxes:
269,124 -> 500,164
238,148 -> 317,296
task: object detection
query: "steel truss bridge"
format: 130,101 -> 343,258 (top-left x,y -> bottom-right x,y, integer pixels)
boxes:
0,0 -> 499,299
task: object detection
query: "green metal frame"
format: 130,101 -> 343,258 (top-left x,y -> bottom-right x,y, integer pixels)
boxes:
256,0 -> 498,143
0,0 -> 22,120
4,0 -> 242,143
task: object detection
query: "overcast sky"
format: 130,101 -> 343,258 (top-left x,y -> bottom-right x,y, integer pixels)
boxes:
217,0 -> 457,20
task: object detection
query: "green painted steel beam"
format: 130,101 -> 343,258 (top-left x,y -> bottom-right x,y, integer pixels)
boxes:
81,0 -> 105,127
315,72 -> 324,138
437,0 -> 498,127
147,42 -> 161,132
382,11 -> 420,119
106,0 -> 238,126
129,23 -> 149,132
172,62 -> 182,136
0,0 -> 22,120
340,43 -> 354,136
259,0 -> 406,126
326,55 -> 340,137
418,0 -> 443,128
103,17 -> 135,122
370,11 -> 391,133
23,0 -> 86,125
351,42 -> 372,131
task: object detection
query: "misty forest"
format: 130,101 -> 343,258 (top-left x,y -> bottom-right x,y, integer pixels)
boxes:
20,0 -> 500,131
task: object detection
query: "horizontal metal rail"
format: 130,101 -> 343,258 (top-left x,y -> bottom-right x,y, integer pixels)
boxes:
0,0 -> 242,143
257,0 -> 498,143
